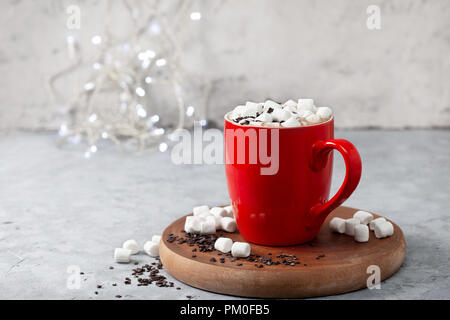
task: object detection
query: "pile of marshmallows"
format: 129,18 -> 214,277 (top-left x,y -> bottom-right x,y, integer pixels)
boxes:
114,236 -> 162,263
229,99 -> 333,127
329,211 -> 394,242
186,205 -> 251,258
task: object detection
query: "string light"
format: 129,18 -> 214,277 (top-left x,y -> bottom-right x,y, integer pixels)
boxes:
49,0 -> 209,153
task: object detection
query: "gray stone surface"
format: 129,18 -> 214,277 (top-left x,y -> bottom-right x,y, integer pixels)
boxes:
0,130 -> 449,300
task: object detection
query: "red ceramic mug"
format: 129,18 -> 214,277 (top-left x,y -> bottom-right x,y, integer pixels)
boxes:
224,113 -> 362,246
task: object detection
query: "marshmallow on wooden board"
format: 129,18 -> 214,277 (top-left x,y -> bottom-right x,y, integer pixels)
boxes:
185,216 -> 201,233
122,239 -> 139,255
152,235 -> 161,244
214,237 -> 233,253
329,217 -> 346,234
297,99 -> 314,111
369,217 -> 387,231
223,205 -> 234,217
283,99 -> 297,108
316,107 -> 333,119
306,114 -> 321,124
231,242 -> 251,258
221,217 -> 237,233
144,240 -> 159,257
345,218 -> 361,236
193,205 -> 209,216
354,224 -> 369,242
374,221 -> 394,239
255,112 -> 273,122
353,211 -> 374,225
200,218 -> 216,234
282,117 -> 301,127
210,207 -> 228,218
114,248 -> 132,263
273,108 -> 291,122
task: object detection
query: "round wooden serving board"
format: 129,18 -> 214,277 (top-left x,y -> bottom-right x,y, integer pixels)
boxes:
160,206 -> 406,298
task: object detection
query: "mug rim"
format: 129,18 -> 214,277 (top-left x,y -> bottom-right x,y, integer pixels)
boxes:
223,111 -> 334,130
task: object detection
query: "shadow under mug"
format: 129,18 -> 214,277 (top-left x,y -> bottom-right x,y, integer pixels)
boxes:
224,113 -> 362,246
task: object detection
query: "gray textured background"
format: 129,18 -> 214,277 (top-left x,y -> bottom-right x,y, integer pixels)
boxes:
1,0 -> 449,130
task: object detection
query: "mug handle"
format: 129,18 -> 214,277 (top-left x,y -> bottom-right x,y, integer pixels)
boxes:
307,139 -> 362,228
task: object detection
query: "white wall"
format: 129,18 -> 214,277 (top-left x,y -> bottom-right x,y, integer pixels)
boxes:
1,0 -> 449,130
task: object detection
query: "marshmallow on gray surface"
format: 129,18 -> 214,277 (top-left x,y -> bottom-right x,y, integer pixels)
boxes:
353,211 -> 374,225
144,240 -> 159,257
214,237 -> 233,253
193,205 -> 209,216
231,242 -> 251,258
220,217 -> 237,233
152,235 -> 161,244
374,221 -> 394,239
345,218 -> 361,236
185,216 -> 201,233
329,217 -> 346,234
316,107 -> 333,119
200,218 -> 216,234
354,224 -> 369,242
281,117 -> 301,127
122,239 -> 139,255
114,248 -> 132,263
369,217 -> 387,231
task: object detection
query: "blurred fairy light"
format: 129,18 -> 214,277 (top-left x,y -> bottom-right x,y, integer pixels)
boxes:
91,35 -> 102,45
190,12 -> 202,21
186,106 -> 195,117
49,0 -> 210,153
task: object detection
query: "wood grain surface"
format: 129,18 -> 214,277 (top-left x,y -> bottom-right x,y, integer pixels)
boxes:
159,206 -> 406,298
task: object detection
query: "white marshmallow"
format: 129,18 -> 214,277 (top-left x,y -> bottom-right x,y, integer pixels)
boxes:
316,107 -> 333,119
345,218 -> 361,236
144,240 -> 159,257
193,205 -> 209,216
374,221 -> 394,239
214,237 -> 233,253
264,100 -> 282,111
369,217 -> 387,231
122,239 -> 139,255
232,105 -> 246,117
210,207 -> 228,218
297,109 -> 313,118
231,242 -> 251,258
329,217 -> 346,234
151,235 -> 161,244
297,99 -> 314,111
212,215 -> 222,230
221,217 -> 237,232
354,224 -> 369,242
243,102 -> 261,117
200,219 -> 216,234
281,117 -> 301,127
223,205 -> 234,217
262,122 -> 281,127
255,112 -> 273,122
283,105 -> 297,112
184,216 -> 201,233
353,211 -> 374,225
114,248 -> 132,263
273,108 -> 291,122
283,99 -> 297,108
249,121 -> 263,127
306,114 -> 321,124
